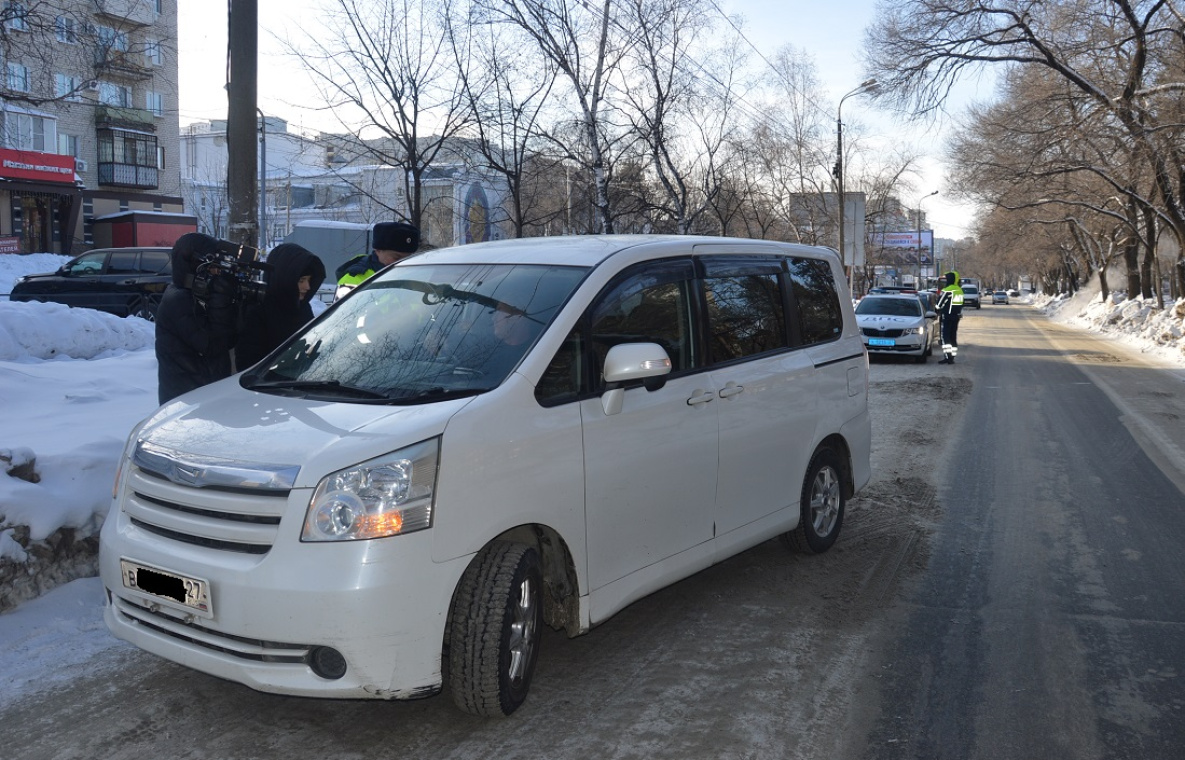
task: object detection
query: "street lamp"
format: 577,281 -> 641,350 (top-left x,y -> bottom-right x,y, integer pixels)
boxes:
916,190 -> 938,285
835,78 -> 878,283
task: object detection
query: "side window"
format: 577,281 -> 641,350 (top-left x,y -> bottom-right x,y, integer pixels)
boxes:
536,259 -> 697,404
64,253 -> 105,276
107,251 -> 139,275
140,251 -> 170,274
701,258 -> 787,362
590,261 -> 697,385
787,257 -> 843,345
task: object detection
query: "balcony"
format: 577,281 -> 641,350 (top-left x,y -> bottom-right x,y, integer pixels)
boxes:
95,106 -> 155,132
95,52 -> 152,81
97,162 -> 158,189
96,124 -> 159,189
92,0 -> 156,27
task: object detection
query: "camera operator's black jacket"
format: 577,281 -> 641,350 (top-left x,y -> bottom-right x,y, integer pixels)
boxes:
235,243 -> 326,370
155,233 -> 238,405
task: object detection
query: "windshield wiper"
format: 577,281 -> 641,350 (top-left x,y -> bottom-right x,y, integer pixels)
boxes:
247,379 -> 392,400
400,386 -> 486,404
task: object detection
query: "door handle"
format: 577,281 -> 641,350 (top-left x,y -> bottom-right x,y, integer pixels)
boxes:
718,382 -> 744,399
686,390 -> 715,406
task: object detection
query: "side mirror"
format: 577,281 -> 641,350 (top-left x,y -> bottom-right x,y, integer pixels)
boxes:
603,342 -> 671,384
600,342 -> 672,416
925,311 -> 937,320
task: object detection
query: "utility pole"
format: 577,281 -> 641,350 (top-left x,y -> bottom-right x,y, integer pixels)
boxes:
226,0 -> 258,249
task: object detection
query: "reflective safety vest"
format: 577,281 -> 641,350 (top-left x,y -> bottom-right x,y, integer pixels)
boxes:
334,253 -> 381,300
937,285 -> 964,315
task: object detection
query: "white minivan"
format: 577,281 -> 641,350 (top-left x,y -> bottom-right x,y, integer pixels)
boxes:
100,235 -> 871,717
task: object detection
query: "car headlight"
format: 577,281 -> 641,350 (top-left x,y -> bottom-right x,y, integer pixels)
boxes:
302,438 -> 440,542
901,326 -> 924,335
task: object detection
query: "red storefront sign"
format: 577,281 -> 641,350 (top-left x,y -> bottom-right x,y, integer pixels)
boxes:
0,236 -> 21,253
0,148 -> 76,184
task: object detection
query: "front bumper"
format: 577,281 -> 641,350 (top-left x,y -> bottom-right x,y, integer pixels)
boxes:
862,335 -> 927,356
100,498 -> 469,700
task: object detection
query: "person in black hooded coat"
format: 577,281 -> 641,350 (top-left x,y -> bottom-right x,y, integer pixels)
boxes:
155,232 -> 239,404
234,243 -> 326,370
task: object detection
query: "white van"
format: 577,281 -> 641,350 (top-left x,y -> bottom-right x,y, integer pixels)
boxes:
100,235 -> 871,717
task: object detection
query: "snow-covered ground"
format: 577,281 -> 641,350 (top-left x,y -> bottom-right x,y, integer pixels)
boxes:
2,252 -> 1184,708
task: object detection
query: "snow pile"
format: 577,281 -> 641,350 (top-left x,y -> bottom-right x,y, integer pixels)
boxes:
1039,285 -> 1185,364
0,300 -> 155,361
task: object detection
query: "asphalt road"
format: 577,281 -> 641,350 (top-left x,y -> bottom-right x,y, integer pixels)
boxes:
865,304 -> 1185,759
4,303 -> 1184,759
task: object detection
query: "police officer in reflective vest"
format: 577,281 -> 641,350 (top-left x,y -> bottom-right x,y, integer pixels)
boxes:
334,221 -> 420,300
936,270 -> 964,364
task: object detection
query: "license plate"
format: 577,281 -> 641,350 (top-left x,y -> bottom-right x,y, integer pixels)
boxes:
120,559 -> 212,617
868,337 -> 895,347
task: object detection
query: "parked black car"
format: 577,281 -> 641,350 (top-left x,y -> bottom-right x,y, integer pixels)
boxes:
9,247 -> 172,320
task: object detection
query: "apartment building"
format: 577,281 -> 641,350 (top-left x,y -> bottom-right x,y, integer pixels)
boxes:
0,0 -> 181,254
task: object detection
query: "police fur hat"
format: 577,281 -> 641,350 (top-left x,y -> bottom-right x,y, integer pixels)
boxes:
373,221 -> 420,254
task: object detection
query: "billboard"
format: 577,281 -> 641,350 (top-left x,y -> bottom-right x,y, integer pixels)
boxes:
876,231 -> 933,249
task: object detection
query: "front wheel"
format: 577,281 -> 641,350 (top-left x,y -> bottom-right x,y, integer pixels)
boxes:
783,448 -> 846,554
449,542 -> 544,717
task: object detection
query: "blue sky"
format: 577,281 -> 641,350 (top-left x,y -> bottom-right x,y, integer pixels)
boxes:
178,0 -> 987,238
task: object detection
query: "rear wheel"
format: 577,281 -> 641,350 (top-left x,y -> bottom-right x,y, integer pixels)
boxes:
129,294 -> 161,321
783,448 -> 846,554
449,541 -> 543,717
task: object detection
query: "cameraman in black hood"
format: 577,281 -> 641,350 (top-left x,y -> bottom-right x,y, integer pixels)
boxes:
155,232 -> 239,404
235,243 -> 326,370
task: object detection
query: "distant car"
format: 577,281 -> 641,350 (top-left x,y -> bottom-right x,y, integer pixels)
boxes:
856,293 -> 937,363
961,284 -> 981,309
1008,289 -> 1020,297
992,290 -> 1009,305
9,247 -> 172,320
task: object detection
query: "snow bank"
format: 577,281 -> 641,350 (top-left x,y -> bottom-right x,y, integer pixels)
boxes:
0,300 -> 155,361
1040,284 -> 1185,364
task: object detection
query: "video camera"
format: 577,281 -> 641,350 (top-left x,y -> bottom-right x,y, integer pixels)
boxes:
189,239 -> 272,307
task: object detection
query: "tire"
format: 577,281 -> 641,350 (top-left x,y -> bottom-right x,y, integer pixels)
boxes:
130,294 -> 161,322
449,542 -> 543,717
783,448 -> 846,554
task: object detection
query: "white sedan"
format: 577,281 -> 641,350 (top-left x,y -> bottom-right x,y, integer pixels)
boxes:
856,294 -> 937,363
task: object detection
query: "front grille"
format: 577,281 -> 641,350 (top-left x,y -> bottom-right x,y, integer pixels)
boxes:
123,467 -> 290,553
112,594 -> 312,664
862,327 -> 905,338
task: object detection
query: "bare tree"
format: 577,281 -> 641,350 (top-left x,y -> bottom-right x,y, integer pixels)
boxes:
617,0 -> 738,235
446,0 -> 565,238
865,0 -> 1185,294
285,0 -> 471,238
475,0 -> 631,234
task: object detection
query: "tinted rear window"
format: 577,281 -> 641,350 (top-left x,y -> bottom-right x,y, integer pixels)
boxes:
787,258 -> 843,345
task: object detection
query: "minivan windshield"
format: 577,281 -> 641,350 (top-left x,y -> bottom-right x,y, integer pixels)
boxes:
242,263 -> 589,403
